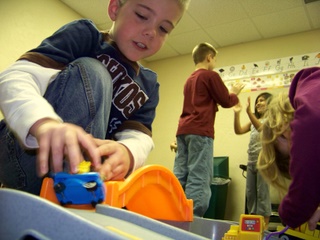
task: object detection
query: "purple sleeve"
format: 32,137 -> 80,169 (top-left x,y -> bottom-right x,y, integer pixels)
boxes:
279,67 -> 320,228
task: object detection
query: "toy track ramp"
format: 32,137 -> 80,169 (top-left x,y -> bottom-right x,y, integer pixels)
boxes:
40,165 -> 193,221
104,165 -> 193,221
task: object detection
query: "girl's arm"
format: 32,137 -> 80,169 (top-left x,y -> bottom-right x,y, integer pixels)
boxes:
246,96 -> 262,131
233,102 -> 251,134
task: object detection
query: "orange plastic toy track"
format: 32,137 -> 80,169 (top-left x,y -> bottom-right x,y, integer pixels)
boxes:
40,165 -> 193,221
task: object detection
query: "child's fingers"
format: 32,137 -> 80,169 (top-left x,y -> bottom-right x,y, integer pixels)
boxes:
308,208 -> 320,230
36,135 -> 51,177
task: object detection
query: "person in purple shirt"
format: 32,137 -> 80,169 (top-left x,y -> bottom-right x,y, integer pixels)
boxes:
258,67 -> 320,230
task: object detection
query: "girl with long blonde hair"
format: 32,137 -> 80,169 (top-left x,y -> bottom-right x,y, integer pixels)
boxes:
258,92 -> 294,196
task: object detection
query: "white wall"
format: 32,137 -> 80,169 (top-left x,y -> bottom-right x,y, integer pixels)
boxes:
0,0 -> 82,70
0,0 -> 82,119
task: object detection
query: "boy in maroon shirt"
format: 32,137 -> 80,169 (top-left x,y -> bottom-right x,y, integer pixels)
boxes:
173,42 -> 244,217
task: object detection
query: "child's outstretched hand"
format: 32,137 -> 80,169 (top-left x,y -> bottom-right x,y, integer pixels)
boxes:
246,96 -> 252,113
30,119 -> 101,177
233,102 -> 242,113
230,82 -> 245,95
94,138 -> 133,181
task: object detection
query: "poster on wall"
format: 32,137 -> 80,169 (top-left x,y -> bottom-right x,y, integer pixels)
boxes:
219,52 -> 320,92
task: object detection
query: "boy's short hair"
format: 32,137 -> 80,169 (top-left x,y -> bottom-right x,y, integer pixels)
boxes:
192,42 -> 218,65
119,0 -> 190,11
177,0 -> 191,10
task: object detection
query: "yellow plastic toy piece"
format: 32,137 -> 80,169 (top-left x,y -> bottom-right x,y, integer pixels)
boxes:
222,225 -> 239,240
222,214 -> 264,240
40,164 -> 193,221
77,161 -> 91,173
276,222 -> 320,239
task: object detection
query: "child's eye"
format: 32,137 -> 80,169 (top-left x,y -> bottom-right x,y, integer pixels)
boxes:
159,26 -> 169,34
278,134 -> 289,142
136,12 -> 147,20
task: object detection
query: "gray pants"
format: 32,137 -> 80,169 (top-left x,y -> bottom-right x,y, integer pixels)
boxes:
246,161 -> 272,217
174,134 -> 214,217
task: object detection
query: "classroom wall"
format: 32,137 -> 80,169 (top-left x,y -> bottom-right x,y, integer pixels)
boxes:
0,0 -> 83,70
0,0 -> 83,119
1,0 -> 319,223
145,29 -> 320,221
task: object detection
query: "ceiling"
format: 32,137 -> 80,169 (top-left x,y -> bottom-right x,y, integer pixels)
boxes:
60,0 -> 320,62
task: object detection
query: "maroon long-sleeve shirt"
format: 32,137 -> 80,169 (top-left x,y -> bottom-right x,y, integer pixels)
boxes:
279,67 -> 320,228
176,69 -> 239,138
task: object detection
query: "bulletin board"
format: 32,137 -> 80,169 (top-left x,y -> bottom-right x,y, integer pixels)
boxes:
219,52 -> 320,92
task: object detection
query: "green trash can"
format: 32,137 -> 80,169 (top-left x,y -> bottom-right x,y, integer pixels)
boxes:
203,156 -> 230,220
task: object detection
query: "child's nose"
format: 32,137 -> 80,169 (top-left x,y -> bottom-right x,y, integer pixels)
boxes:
142,26 -> 156,39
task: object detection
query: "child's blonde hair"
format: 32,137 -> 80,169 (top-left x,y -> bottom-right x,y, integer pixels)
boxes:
192,42 -> 218,65
257,92 -> 294,197
119,0 -> 191,11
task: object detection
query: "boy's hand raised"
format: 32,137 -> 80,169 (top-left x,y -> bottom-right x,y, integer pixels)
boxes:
230,82 -> 245,95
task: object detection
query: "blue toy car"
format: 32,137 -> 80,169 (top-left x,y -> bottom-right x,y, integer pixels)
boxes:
53,172 -> 105,206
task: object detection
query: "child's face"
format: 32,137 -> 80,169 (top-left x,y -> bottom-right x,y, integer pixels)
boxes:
255,96 -> 267,114
209,55 -> 216,71
108,0 -> 184,62
275,126 -> 291,158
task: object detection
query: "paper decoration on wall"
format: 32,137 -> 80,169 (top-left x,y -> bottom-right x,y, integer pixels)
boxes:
219,52 -> 320,92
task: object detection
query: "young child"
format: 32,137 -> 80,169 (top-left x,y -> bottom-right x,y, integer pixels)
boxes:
173,42 -> 244,217
0,0 -> 190,195
257,92 -> 293,196
258,66 -> 320,230
233,92 -> 272,229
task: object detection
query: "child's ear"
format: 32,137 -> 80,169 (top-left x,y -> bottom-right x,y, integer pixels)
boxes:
108,0 -> 121,21
206,54 -> 212,62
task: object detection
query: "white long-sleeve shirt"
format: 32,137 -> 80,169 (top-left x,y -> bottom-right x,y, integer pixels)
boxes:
0,60 -> 154,171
